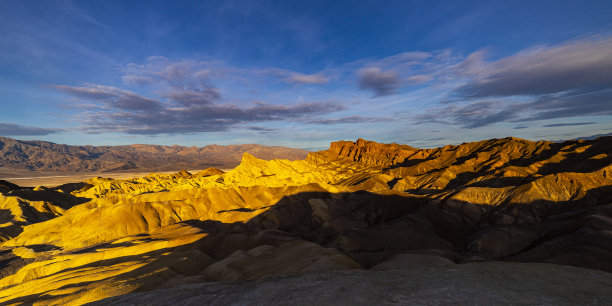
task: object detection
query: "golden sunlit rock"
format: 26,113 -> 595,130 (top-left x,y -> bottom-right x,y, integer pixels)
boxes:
1,137 -> 612,304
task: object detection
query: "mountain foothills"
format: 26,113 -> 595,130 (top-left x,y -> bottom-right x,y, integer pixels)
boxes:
0,136 -> 308,173
1,137 -> 612,304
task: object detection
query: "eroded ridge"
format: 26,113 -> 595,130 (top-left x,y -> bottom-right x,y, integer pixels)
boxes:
1,137 -> 611,305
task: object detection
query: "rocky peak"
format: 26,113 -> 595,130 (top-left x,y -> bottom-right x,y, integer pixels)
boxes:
308,139 -> 417,166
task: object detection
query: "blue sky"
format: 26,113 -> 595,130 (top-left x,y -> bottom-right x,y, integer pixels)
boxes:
1,0 -> 611,149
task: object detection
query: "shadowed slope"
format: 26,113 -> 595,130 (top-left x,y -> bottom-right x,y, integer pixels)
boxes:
91,262 -> 612,306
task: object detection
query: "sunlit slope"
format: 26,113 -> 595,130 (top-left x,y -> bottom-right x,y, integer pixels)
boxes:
76,153 -> 373,198
0,182 -> 88,242
0,137 -> 611,305
0,222 -> 211,305
4,184 -> 343,250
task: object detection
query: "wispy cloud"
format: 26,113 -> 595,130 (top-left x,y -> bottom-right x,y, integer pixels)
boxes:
542,122 -> 595,127
251,67 -> 330,85
285,73 -> 329,84
414,100 -> 518,128
410,37 -> 612,128
54,84 -> 163,110
52,56 -> 355,135
349,50 -> 456,98
306,116 -> 391,125
358,67 -> 401,96
519,89 -> 612,121
56,81 -> 343,135
50,36 -> 612,139
414,89 -> 612,128
0,123 -> 62,136
125,57 -> 332,88
244,126 -> 277,134
453,37 -> 612,98
406,74 -> 434,85
0,2 -> 118,78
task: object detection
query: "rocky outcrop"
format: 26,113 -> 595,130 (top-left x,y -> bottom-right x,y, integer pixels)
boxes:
307,138 -> 416,166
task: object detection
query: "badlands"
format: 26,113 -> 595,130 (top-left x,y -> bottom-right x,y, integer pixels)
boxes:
1,137 -> 612,304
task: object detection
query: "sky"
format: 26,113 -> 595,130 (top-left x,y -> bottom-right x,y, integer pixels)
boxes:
0,0 -> 611,150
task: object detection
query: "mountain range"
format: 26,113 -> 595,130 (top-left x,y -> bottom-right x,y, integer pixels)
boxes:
0,136 -> 308,174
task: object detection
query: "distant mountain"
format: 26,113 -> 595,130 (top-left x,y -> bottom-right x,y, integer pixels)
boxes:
0,136 -> 309,173
572,132 -> 612,141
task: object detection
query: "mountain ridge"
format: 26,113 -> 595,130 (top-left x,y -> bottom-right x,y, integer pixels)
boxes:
0,136 -> 309,173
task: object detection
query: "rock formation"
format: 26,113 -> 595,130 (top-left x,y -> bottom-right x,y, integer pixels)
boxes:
0,136 -> 611,304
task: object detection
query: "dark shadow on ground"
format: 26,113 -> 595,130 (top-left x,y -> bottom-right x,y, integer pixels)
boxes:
182,185 -> 612,270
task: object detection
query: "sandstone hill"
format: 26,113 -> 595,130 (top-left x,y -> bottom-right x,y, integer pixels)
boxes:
0,137 -> 611,304
0,136 -> 308,174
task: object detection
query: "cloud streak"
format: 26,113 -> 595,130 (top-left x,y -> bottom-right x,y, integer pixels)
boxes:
0,123 -> 62,136
414,100 -> 519,129
55,84 -> 163,110
52,37 -> 612,138
51,57 -> 350,135
415,89 -> 612,128
252,67 -> 330,85
412,37 -> 612,129
453,37 -> 612,98
243,126 -> 277,134
285,73 -> 329,84
306,116 -> 391,125
57,83 -> 343,135
358,67 -> 401,96
542,122 -> 595,127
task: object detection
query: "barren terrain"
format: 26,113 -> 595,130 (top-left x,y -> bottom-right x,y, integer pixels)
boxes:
1,137 -> 611,304
1,169 -> 213,187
